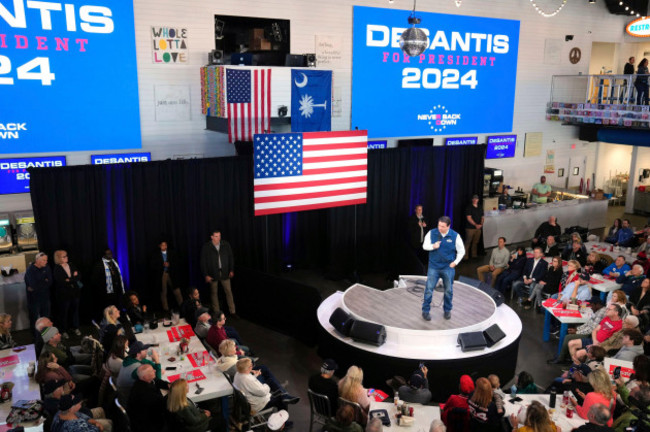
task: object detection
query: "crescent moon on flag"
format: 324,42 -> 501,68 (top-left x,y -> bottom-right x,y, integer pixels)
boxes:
294,73 -> 308,88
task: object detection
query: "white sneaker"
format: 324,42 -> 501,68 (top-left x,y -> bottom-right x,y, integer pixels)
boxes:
62,332 -> 69,339
73,329 -> 81,336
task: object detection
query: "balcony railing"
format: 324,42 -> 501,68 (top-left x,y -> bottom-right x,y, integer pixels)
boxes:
547,74 -> 650,129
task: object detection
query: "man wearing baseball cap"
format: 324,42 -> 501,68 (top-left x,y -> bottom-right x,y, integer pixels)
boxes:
398,364 -> 432,404
194,307 -> 212,339
51,394 -> 111,431
308,358 -> 339,416
267,409 -> 290,431
116,340 -> 162,400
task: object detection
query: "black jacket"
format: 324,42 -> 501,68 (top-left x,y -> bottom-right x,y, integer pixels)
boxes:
200,240 -> 234,279
127,379 -> 167,432
520,258 -> 548,282
53,263 -> 81,300
408,215 -> 428,248
534,222 -> 561,241
149,248 -> 181,287
24,263 -> 52,298
562,248 -> 587,267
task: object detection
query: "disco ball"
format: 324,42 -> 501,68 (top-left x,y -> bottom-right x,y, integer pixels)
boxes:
400,27 -> 428,57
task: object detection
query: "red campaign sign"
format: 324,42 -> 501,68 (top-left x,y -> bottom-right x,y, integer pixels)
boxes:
562,261 -> 568,266
589,278 -> 604,285
542,298 -> 562,308
553,309 -> 582,318
177,325 -> 195,338
188,351 -> 215,368
0,355 -> 19,368
608,364 -> 634,379
168,369 -> 206,383
604,275 -> 616,281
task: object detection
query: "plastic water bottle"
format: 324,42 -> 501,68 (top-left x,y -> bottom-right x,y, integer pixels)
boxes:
394,391 -> 399,406
510,385 -> 517,399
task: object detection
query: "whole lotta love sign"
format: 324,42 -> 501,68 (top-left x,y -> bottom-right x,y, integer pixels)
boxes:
152,26 -> 188,64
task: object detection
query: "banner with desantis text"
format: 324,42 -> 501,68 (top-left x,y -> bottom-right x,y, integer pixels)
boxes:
0,0 -> 141,153
352,6 -> 520,138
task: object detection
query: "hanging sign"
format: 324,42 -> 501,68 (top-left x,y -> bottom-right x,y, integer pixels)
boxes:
626,17 -> 650,37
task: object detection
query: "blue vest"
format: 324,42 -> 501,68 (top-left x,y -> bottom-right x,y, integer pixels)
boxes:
428,228 -> 458,269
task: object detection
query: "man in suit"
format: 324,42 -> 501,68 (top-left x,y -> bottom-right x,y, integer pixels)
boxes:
150,240 -> 183,313
512,247 -> 548,303
127,364 -> 167,432
200,230 -> 237,317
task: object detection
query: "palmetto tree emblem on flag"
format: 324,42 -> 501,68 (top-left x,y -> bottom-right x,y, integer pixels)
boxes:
298,94 -> 328,118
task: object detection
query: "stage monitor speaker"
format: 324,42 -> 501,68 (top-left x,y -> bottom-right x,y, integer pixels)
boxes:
329,307 -> 354,337
457,331 -> 487,352
483,323 -> 506,347
304,53 -> 316,67
350,320 -> 386,346
476,281 -> 505,306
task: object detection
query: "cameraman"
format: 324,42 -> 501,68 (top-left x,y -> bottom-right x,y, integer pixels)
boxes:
613,381 -> 650,431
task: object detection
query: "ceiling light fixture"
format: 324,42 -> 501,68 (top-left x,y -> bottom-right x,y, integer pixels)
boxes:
399,0 -> 428,57
529,0 -> 568,17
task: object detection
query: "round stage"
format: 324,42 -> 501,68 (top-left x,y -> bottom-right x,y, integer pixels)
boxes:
316,275 -> 523,401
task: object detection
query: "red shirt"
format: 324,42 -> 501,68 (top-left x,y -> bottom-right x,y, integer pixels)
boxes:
206,324 -> 228,352
596,317 -> 622,343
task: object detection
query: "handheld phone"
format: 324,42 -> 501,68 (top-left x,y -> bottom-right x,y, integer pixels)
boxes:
614,366 -> 621,380
165,366 -> 177,371
195,387 -> 204,394
419,362 -> 425,369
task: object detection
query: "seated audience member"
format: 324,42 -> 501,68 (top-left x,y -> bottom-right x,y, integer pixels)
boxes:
338,365 -> 372,423
531,216 -> 561,248
36,351 -> 74,388
494,247 -> 527,294
615,264 -> 646,296
124,291 -> 147,325
476,237 -> 509,287
216,339 -> 238,378
552,346 -> 606,396
597,315 -> 639,354
0,313 -> 16,349
606,218 -> 635,247
513,371 -> 538,394
556,273 -> 592,303
194,307 -> 212,339
569,369 -> 616,427
563,233 -> 587,253
573,403 -> 612,432
167,378 -> 222,432
512,247 -> 548,303
398,365 -> 432,404
429,419 -> 446,432
468,377 -> 503,432
267,409 -> 291,431
99,305 -> 124,356
523,256 -> 563,309
637,235 -> 650,257
610,290 -> 630,319
35,316 -> 53,356
487,374 -> 505,414
127,364 -> 167,432
51,394 -> 107,432
509,400 -> 559,432
234,358 -> 299,414
41,327 -> 90,377
611,329 -> 644,361
630,278 -> 650,321
365,418 -> 383,432
602,256 -> 631,278
605,219 -> 623,243
441,375 -> 474,427
116,341 -> 161,399
549,296 -> 606,364
614,378 -> 650,431
206,310 -> 248,355
308,358 -> 339,416
42,379 -> 112,431
563,241 -> 587,267
624,355 -> 650,394
543,235 -> 560,258
325,405 -> 363,432
568,304 -> 624,360
105,335 -> 128,379
585,252 -> 608,275
180,287 -> 202,328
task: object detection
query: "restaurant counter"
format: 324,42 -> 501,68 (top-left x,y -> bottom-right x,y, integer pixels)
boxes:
483,199 -> 608,248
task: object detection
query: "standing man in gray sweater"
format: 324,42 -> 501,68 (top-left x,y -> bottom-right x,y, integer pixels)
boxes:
476,237 -> 510,287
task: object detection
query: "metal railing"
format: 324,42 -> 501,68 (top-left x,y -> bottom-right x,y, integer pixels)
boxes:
550,73 -> 650,105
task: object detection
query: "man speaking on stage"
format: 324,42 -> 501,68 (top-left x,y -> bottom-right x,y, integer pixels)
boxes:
422,216 -> 465,321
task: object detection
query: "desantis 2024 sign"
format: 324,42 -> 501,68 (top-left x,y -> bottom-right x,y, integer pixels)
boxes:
352,6 -> 520,138
0,0 -> 141,153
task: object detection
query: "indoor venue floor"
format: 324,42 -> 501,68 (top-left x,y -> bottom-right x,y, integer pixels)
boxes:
12,205 -> 647,431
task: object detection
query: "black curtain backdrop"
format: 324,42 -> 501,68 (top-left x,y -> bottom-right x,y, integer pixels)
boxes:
29,145 -> 485,318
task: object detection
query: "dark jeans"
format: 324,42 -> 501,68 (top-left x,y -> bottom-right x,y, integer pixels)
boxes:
495,270 -> 521,293
257,364 -> 290,411
636,81 -> 649,105
58,298 -> 80,331
225,326 -> 244,347
28,295 -> 50,330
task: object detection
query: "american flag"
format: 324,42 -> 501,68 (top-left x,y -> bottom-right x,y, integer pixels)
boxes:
253,130 -> 368,216
226,68 -> 271,143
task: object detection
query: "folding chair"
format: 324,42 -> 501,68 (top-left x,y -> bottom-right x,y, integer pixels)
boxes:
308,389 -> 333,432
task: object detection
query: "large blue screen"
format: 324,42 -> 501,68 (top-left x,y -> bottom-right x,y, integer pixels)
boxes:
0,156 -> 66,194
352,6 -> 520,138
0,0 -> 141,153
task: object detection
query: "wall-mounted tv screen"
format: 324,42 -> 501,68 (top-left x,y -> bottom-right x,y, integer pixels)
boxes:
446,137 -> 478,146
0,156 -> 66,195
486,135 -> 517,159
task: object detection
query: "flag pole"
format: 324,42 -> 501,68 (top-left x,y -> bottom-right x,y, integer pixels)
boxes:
264,215 -> 269,272
352,204 -> 360,282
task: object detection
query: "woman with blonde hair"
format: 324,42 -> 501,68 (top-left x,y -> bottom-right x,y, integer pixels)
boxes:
99,305 -> 124,356
468,377 -> 503,432
53,249 -> 82,339
0,314 -> 16,349
510,400 -> 560,432
570,368 -> 616,427
167,378 -> 221,431
338,365 -> 372,412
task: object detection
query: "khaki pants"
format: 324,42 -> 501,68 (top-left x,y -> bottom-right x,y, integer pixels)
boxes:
210,278 -> 236,314
476,265 -> 504,287
464,228 -> 482,259
90,407 -> 113,432
161,272 -> 183,311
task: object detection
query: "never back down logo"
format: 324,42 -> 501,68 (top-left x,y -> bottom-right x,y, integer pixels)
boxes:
417,105 -> 461,132
0,123 -> 27,139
